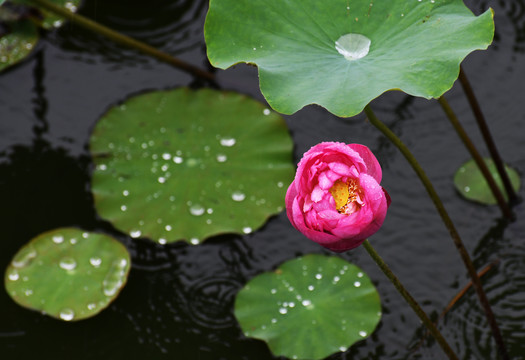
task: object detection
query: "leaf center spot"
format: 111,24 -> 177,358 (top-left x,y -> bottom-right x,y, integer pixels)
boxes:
335,33 -> 371,61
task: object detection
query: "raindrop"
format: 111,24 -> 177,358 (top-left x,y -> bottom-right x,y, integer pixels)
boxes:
270,288 -> 277,294
335,33 -> 371,61
243,227 -> 252,234
159,238 -> 167,245
359,330 -> 367,337
315,273 -> 322,280
70,238 -> 77,245
130,230 -> 142,238
279,308 -> 288,315
65,2 -> 77,11
271,318 -> 277,324
189,204 -> 205,216
190,238 -> 199,245
25,289 -> 33,296
121,205 -> 127,211
12,246 -> 37,268
354,281 -> 361,287
162,153 -> 171,160
263,109 -> 271,115
173,156 -> 183,164
220,138 -> 236,147
333,276 -> 340,283
165,225 -> 172,231
464,186 -> 471,192
98,164 -> 107,171
87,303 -> 97,311
52,235 -> 64,244
357,272 -> 363,278
89,257 -> 102,267
59,308 -> 75,321
59,257 -> 77,271
302,299 -> 312,307
232,191 -> 246,202
207,208 -> 213,214
307,285 -> 314,291
339,346 -> 348,352
216,154 -> 227,162
7,269 -> 19,281
277,181 -> 284,188
158,177 -> 166,184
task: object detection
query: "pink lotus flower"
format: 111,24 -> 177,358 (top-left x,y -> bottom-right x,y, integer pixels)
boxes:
285,142 -> 390,252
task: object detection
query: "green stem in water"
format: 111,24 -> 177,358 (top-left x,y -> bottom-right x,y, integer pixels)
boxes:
28,0 -> 215,82
458,66 -> 518,204
363,105 -> 509,360
362,240 -> 459,360
437,96 -> 514,220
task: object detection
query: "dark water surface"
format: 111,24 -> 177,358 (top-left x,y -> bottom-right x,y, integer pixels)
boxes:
1,0 -> 525,359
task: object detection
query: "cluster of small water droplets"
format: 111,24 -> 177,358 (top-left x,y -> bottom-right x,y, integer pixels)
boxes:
102,258 -> 128,297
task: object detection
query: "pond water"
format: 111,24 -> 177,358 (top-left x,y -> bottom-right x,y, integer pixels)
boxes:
1,0 -> 525,359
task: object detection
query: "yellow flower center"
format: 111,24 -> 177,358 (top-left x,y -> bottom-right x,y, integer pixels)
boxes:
329,179 -> 362,214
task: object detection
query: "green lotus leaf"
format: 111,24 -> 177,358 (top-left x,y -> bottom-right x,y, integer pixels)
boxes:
235,254 -> 381,360
90,88 -> 294,244
454,158 -> 521,205
11,0 -> 82,29
0,10 -> 38,72
205,0 -> 494,117
4,228 -> 131,321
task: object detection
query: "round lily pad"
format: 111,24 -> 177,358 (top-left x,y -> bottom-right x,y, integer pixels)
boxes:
205,0 -> 494,117
454,158 -> 521,205
0,17 -> 38,72
4,228 -> 131,321
11,0 -> 82,29
235,254 -> 381,360
90,88 -> 294,244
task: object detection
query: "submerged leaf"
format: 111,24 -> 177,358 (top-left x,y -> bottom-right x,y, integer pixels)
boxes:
454,158 -> 521,205
205,0 -> 494,117
235,254 -> 381,359
90,88 -> 294,244
4,228 -> 131,321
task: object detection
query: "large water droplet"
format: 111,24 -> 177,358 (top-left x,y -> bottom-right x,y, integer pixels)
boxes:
335,33 -> 371,61
189,204 -> 205,216
232,191 -> 246,202
59,308 -> 75,321
52,235 -> 64,244
7,269 -> 19,281
220,138 -> 236,147
90,257 -> 102,267
12,246 -> 37,268
59,257 -> 77,271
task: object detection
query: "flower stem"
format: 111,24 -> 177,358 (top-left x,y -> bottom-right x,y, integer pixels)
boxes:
458,66 -> 519,204
362,240 -> 459,360
364,104 -> 509,360
28,0 -> 215,82
437,96 -> 514,220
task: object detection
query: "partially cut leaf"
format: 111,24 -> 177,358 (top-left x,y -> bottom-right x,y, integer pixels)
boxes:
11,0 -> 82,29
0,14 -> 38,72
205,0 -> 494,117
454,158 -> 521,205
90,88 -> 294,244
4,228 -> 131,321
235,254 -> 381,360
